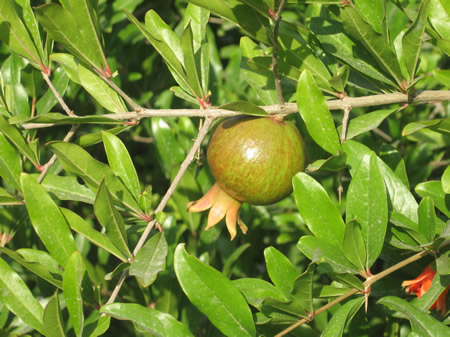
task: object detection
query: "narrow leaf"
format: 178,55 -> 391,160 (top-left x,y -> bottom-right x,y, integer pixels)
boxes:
232,278 -> 288,310
100,303 -> 194,337
78,64 -> 126,113
293,172 -> 345,245
60,207 -> 128,261
322,297 -> 364,337
94,180 -> 132,258
11,112 -> 124,125
0,128 -> 22,190
443,165 -> 450,194
0,0 -> 46,69
346,152 -> 388,268
102,131 -> 140,198
130,232 -> 168,287
297,236 -> 359,274
174,244 -> 256,337
264,246 -> 299,297
44,292 -> 66,337
297,70 -> 341,155
0,247 -> 62,288
21,173 -> 77,267
63,251 -> 85,337
415,181 -> 450,217
0,257 -> 45,334
402,0 -> 431,81
292,264 -> 315,314
0,114 -> 39,168
342,221 -> 367,271
341,6 -> 403,87
418,197 -> 436,242
217,101 -> 267,116
180,24 -> 203,98
378,296 -> 449,336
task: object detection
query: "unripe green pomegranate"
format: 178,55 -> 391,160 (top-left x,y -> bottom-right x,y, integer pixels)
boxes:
188,115 -> 306,239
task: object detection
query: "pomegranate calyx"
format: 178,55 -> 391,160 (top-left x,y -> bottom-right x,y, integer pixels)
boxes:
187,183 -> 247,240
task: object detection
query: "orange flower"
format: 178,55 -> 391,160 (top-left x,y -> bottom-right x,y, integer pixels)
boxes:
187,183 -> 248,240
402,265 -> 449,315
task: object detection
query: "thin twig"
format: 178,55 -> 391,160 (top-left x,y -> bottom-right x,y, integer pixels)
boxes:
133,116 -> 215,256
272,0 -> 286,108
340,105 -> 352,143
18,90 -> 450,129
41,71 -> 74,116
105,117 -> 215,306
275,250 -> 429,337
37,125 -> 79,183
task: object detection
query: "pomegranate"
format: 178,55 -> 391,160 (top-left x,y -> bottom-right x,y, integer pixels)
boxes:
188,115 -> 306,239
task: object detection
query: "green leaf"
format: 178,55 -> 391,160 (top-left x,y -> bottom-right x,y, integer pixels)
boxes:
0,247 -> 62,288
35,3 -> 107,74
338,108 -> 398,140
83,314 -> 110,337
68,0 -> 109,74
11,112 -> 125,125
402,118 -> 450,136
222,243 -> 251,278
402,0 -> 431,81
418,197 -> 436,242
63,251 -> 85,337
0,256 -> 45,335
60,207 -> 128,262
342,221 -> 367,271
130,232 -> 168,287
43,292 -> 66,337
47,141 -> 109,190
353,0 -> 386,34
180,23 -> 203,99
261,297 -> 307,320
329,65 -> 350,93
102,131 -> 140,197
187,0 -> 270,44
21,173 -> 77,267
94,180 -> 132,259
415,181 -> 450,217
0,114 -> 40,168
296,70 -> 341,155
216,101 -> 267,116
100,303 -> 194,337
293,172 -> 345,245
443,165 -> 450,194
343,140 -> 418,222
379,144 -> 410,189
264,246 -> 299,297
306,152 -> 347,172
321,297 -> 364,337
297,236 -> 359,274
429,0 -> 450,39
240,37 -> 277,105
184,3 -> 210,93
278,24 -> 333,94
232,278 -> 288,310
341,6 -> 403,87
31,173 -> 95,204
0,0 -> 46,70
291,264 -> 315,314
78,64 -> 126,113
309,14 -> 396,86
378,296 -> 450,336
174,244 -> 256,337
346,152 -> 388,268
0,131 -> 21,190
436,251 -> 450,275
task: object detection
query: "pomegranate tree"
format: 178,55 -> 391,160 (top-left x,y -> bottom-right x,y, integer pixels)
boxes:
188,115 -> 306,239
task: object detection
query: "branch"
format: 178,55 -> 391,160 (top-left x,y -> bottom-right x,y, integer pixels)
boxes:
275,250 -> 429,337
104,117 -> 215,306
41,72 -> 74,116
101,90 -> 450,120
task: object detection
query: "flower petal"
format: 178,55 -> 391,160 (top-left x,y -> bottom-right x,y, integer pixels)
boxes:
187,183 -> 221,212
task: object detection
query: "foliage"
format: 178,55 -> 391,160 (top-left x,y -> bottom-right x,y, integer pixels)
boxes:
0,0 -> 449,336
